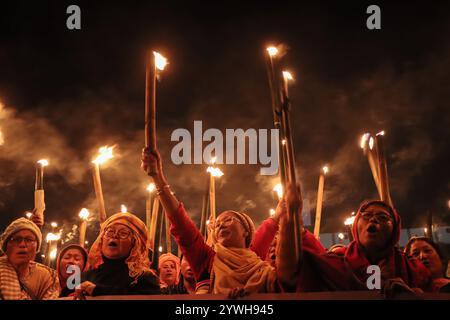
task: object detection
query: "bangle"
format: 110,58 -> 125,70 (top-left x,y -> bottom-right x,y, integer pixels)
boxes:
156,185 -> 171,195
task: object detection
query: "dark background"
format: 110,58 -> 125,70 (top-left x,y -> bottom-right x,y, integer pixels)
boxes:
0,1 -> 449,246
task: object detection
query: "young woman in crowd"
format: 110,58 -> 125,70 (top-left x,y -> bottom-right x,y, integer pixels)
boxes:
56,244 -> 88,297
404,237 -> 450,292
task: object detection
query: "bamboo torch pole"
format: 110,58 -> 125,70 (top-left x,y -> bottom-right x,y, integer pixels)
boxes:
78,208 -> 90,247
280,70 -> 302,262
375,131 -> 393,207
313,166 -> 329,239
146,183 -> 156,236
34,159 -> 49,224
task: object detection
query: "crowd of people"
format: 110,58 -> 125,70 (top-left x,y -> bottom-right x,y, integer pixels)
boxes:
0,147 -> 448,300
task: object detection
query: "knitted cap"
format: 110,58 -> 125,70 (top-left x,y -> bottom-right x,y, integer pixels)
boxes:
0,218 -> 43,253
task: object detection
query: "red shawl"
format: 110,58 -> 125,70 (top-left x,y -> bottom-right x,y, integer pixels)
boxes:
296,200 -> 431,291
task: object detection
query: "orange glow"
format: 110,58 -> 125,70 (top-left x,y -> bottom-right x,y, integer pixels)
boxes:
147,183 -> 156,193
266,46 -> 278,57
79,208 -> 90,220
322,166 -> 329,175
92,146 -> 114,165
121,204 -> 127,213
37,159 -> 49,167
360,133 -> 370,149
207,166 -> 224,177
273,183 -> 283,199
282,71 -> 294,81
153,52 -> 168,71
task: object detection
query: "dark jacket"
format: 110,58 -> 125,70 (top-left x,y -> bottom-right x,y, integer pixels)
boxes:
82,256 -> 160,296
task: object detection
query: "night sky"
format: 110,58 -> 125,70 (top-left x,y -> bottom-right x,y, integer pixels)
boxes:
1,1 -> 449,243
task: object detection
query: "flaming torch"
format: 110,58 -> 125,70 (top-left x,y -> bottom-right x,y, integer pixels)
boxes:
344,211 -> 356,241
375,131 -> 393,207
45,232 -> 61,267
273,183 -> 283,200
121,204 -> 127,213
279,69 -> 302,261
313,166 -> 329,239
92,146 -> 114,223
265,46 -> 288,199
360,133 -> 381,197
145,51 -> 168,165
34,159 -> 49,223
78,208 -> 90,247
146,183 -> 156,235
207,158 -> 224,221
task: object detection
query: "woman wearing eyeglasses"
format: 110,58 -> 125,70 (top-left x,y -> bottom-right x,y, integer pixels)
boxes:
141,148 -> 279,297
277,185 -> 432,296
404,237 -> 450,292
73,212 -> 160,299
0,218 -> 59,300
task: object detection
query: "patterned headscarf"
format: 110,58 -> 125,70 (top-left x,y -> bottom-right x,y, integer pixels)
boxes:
158,253 -> 181,287
212,210 -> 256,248
88,212 -> 155,280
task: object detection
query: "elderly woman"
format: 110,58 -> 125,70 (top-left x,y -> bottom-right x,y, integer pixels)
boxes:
73,212 -> 160,298
56,244 -> 88,297
404,237 -> 450,292
277,184 -> 431,294
0,218 -> 59,300
141,148 -> 278,296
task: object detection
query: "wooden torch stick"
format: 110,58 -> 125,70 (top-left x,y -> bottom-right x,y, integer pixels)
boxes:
375,131 -> 393,207
92,163 -> 107,223
313,166 -> 328,238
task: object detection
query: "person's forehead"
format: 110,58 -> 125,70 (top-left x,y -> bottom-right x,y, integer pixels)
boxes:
163,260 -> 176,267
12,229 -> 35,238
411,240 -> 433,251
217,211 -> 237,221
364,203 -> 390,214
107,223 -> 132,231
64,248 -> 84,257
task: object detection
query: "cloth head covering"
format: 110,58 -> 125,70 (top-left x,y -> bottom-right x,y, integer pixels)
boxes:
352,199 -> 400,247
296,200 -> 431,291
56,244 -> 88,288
158,252 -> 181,287
88,212 -> 154,280
212,211 -> 255,248
0,218 -> 42,253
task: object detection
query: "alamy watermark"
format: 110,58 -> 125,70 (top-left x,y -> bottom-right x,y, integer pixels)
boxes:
170,121 -> 280,175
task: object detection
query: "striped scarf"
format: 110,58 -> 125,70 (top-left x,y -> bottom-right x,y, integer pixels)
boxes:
0,256 -> 30,300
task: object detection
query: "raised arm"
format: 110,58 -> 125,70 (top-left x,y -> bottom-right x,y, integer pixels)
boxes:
141,148 -> 215,279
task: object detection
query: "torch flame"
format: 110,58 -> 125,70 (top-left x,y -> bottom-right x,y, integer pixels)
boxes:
210,157 -> 217,165
266,46 -> 278,57
338,233 -> 345,240
281,139 -> 287,146
322,166 -> 329,174
282,71 -> 294,81
344,216 -> 356,226
273,183 -> 283,199
158,246 -> 163,252
360,133 -> 370,149
369,137 -> 375,150
206,219 -> 210,225
46,232 -> 61,242
37,159 -> 49,167
51,222 -> 58,228
153,52 -> 168,71
269,209 -> 276,217
92,146 -> 114,165
121,205 -> 127,213
207,166 -> 224,177
25,212 -> 33,219
49,248 -> 58,260
147,183 -> 156,193
79,208 -> 90,220
376,130 -> 385,136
